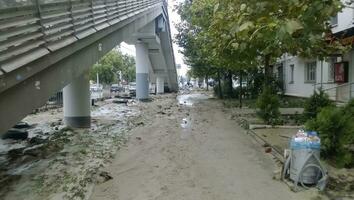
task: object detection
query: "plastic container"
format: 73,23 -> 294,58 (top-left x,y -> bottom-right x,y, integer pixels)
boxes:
289,130 -> 321,184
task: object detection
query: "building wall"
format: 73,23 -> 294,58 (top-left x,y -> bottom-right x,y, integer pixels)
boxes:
278,1 -> 354,99
280,56 -> 332,98
332,2 -> 354,34
279,50 -> 354,99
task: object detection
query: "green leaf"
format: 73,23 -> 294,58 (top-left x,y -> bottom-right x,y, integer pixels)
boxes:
285,19 -> 303,34
231,42 -> 239,49
239,21 -> 254,32
268,22 -> 277,28
240,4 -> 247,11
230,24 -> 239,35
214,3 -> 219,13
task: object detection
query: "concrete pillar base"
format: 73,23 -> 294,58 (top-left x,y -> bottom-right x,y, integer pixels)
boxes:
135,41 -> 151,100
156,75 -> 165,94
136,73 -> 149,100
63,72 -> 91,128
64,116 -> 91,128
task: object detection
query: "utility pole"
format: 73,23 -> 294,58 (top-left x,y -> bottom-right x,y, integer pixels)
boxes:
96,73 -> 99,87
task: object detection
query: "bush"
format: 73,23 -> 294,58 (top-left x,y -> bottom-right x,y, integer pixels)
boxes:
306,106 -> 344,157
256,86 -> 281,125
280,96 -> 307,108
306,100 -> 354,168
304,90 -> 333,121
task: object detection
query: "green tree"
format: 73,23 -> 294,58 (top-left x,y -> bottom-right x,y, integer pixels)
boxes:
176,0 -> 349,108
90,50 -> 136,84
121,54 -> 136,83
176,0 -> 225,96
303,90 -> 334,121
209,0 -> 347,82
90,63 -> 115,85
256,86 -> 281,125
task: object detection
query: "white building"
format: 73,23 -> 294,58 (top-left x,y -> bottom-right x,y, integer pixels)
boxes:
275,1 -> 354,102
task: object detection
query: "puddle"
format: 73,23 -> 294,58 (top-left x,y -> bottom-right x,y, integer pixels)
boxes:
180,118 -> 190,129
180,117 -> 192,139
177,93 -> 210,106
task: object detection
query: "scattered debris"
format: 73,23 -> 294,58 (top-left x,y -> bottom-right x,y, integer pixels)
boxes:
2,129 -> 28,140
265,147 -> 272,153
97,171 -> 113,184
28,136 -> 48,145
0,97 -> 141,199
113,99 -> 129,104
262,143 -> 270,148
136,122 -> 144,126
13,122 -> 31,129
157,111 -> 167,115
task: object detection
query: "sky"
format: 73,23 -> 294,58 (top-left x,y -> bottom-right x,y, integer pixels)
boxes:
120,0 -> 188,76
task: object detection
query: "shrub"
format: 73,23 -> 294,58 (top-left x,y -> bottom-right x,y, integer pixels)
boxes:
256,86 -> 281,125
306,100 -> 354,168
280,96 -> 307,108
306,106 -> 344,157
303,90 -> 333,121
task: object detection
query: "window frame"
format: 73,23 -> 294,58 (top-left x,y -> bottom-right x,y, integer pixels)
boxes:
289,64 -> 294,84
305,61 -> 317,83
328,58 -> 336,83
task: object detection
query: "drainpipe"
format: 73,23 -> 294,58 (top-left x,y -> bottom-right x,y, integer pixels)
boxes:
320,59 -> 323,90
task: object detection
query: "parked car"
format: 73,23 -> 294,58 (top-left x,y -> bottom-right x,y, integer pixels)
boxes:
90,84 -> 103,93
129,82 -> 136,96
110,84 -> 123,93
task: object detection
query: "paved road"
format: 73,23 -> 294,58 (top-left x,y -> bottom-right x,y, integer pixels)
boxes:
90,92 -> 319,200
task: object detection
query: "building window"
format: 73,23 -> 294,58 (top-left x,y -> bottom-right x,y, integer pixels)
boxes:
328,58 -> 335,82
330,14 -> 338,26
289,64 -> 294,84
305,61 -> 316,83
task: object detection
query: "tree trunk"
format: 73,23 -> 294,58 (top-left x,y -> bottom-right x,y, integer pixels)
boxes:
239,70 -> 243,108
218,70 -> 223,99
206,74 -> 209,91
227,70 -> 233,97
264,54 -> 271,85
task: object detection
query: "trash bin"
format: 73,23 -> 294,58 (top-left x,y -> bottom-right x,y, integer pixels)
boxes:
289,130 -> 321,185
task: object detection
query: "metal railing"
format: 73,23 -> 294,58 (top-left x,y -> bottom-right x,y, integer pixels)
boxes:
320,82 -> 354,103
0,0 -> 163,75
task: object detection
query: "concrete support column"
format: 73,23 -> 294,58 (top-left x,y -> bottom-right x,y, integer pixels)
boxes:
63,72 -> 91,128
135,41 -> 150,100
156,75 -> 165,94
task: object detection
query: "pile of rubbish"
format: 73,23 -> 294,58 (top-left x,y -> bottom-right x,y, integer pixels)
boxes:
290,130 -> 321,150
282,129 -> 328,191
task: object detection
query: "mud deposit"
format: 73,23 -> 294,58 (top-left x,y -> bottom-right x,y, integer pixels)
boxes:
0,99 -> 140,200
90,91 -> 320,200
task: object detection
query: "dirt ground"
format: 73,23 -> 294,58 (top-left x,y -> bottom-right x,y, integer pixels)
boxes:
89,91 -> 321,200
0,99 -> 140,200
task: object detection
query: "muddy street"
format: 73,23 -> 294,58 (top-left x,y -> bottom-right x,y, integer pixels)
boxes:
89,92 -> 320,200
0,91 -> 325,200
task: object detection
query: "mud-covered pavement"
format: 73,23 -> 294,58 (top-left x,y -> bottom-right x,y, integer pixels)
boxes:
90,91 -> 322,200
0,91 -> 327,200
0,99 -> 141,200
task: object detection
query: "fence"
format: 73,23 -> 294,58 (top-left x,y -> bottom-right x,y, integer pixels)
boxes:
321,82 -> 354,103
40,85 -> 112,110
